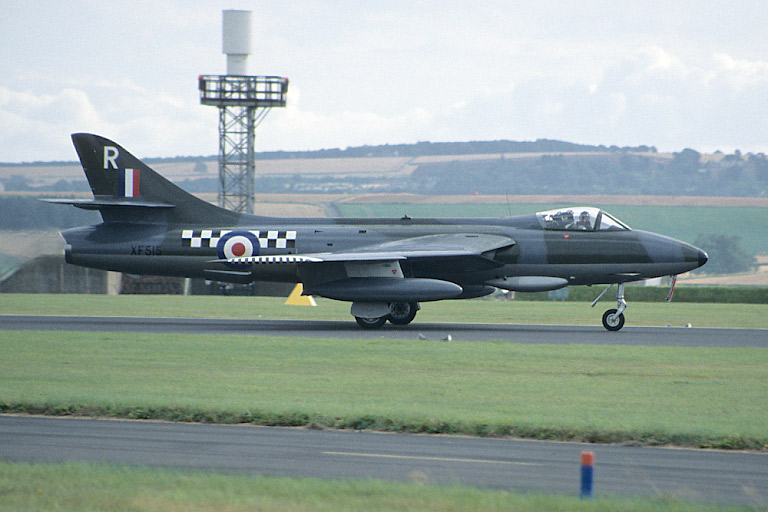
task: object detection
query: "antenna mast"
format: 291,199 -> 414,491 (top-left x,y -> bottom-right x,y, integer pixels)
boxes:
199,10 -> 288,214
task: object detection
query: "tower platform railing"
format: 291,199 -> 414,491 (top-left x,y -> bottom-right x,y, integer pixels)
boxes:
199,75 -> 288,107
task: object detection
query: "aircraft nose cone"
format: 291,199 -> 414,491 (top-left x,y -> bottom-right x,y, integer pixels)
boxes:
677,240 -> 708,272
698,249 -> 708,268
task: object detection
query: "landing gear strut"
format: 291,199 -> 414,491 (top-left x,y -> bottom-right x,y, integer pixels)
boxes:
592,283 -> 627,331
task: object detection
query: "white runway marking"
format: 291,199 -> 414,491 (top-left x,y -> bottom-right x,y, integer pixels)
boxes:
323,451 -> 541,466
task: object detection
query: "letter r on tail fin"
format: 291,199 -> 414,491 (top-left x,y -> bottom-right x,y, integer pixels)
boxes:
104,146 -> 119,169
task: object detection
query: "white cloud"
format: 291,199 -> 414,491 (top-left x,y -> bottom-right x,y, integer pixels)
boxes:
3,1 -> 768,160
0,86 -> 107,161
0,83 -> 219,161
264,100 -> 435,151
417,47 -> 768,153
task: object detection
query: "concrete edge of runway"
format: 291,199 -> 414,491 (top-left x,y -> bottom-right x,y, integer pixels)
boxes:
1,314 -> 766,347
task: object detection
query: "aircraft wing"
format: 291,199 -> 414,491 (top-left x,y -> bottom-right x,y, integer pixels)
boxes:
212,233 -> 515,265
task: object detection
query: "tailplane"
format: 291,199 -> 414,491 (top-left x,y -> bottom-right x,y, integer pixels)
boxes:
47,133 -> 240,225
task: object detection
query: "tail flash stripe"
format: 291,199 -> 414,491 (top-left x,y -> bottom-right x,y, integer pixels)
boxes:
132,169 -> 140,197
118,169 -> 140,197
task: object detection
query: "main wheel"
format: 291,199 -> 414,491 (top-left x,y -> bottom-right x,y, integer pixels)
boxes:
602,308 -> 625,331
355,316 -> 387,329
388,302 -> 418,325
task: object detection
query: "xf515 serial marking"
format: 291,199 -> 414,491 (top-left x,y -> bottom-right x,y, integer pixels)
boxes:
48,134 -> 708,330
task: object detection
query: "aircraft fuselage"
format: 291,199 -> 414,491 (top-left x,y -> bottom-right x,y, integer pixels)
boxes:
63,214 -> 705,288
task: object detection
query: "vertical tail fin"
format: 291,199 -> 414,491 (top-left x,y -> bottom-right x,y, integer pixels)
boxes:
68,133 -> 240,225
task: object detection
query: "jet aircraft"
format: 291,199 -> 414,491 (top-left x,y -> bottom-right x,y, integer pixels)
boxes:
48,134 -> 708,330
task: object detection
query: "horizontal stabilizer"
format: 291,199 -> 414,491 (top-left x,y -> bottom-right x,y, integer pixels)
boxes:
43,198 -> 174,210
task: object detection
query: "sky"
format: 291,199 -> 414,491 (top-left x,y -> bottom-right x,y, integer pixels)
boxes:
2,1 -> 768,162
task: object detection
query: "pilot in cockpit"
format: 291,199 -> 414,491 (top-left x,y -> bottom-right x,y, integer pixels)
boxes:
575,210 -> 592,230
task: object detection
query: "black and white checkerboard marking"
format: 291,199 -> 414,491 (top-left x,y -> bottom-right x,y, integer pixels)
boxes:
181,229 -> 297,249
228,255 -> 322,264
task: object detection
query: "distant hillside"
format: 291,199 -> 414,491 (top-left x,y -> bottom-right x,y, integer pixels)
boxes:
253,139 -> 657,160
405,151 -> 768,197
2,139 -> 766,197
0,138 -> 651,166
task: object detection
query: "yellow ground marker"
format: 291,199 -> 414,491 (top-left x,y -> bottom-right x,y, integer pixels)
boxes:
284,283 -> 317,306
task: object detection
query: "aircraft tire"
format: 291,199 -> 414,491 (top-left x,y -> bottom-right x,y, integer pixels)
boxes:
388,302 -> 418,325
602,308 -> 625,331
355,316 -> 387,329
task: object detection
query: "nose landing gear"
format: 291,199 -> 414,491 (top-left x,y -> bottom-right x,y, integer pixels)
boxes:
592,283 -> 627,331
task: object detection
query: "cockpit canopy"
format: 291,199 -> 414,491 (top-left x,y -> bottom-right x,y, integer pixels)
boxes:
536,207 -> 630,232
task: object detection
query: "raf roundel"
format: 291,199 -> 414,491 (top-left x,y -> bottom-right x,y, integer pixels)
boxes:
217,231 -> 260,264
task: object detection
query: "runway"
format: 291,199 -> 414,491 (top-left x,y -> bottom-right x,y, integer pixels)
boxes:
1,314 -> 766,347
1,415 -> 765,506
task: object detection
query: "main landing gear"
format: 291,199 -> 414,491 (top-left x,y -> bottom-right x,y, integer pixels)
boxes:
355,302 -> 419,329
592,283 -> 627,331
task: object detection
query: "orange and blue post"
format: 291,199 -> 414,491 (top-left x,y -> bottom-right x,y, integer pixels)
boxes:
580,451 -> 594,499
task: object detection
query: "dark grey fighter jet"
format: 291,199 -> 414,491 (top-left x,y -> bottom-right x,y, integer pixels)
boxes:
49,134 -> 707,330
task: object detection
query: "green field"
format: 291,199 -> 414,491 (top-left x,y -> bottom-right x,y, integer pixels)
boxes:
2,329 -> 767,449
338,203 -> 768,255
1,462 -> 753,512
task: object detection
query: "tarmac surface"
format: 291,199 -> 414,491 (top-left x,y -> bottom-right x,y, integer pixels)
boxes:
1,415 -> 766,506
1,314 -> 766,347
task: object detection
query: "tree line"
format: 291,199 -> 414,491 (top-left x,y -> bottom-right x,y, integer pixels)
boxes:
406,151 -> 768,197
3,141 -> 766,198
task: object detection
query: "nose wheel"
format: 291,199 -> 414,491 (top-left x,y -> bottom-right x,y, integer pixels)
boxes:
602,308 -> 625,331
593,283 -> 627,331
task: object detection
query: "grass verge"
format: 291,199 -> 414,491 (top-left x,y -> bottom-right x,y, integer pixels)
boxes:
0,462 -> 755,512
2,330 -> 766,450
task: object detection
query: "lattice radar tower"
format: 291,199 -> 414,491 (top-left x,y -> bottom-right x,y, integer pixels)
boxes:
199,10 -> 288,214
